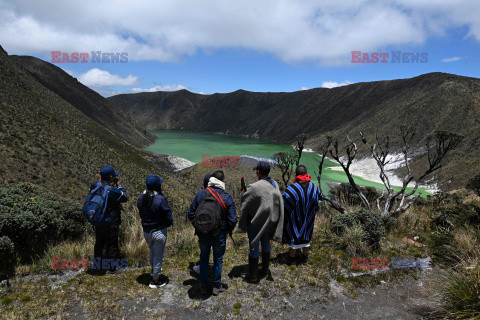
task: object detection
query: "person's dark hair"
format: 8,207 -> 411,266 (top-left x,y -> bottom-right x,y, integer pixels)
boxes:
295,165 -> 307,176
142,184 -> 163,208
212,170 -> 225,181
258,167 -> 270,176
203,173 -> 212,188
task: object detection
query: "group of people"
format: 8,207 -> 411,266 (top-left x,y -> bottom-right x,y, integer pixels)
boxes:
89,161 -> 323,294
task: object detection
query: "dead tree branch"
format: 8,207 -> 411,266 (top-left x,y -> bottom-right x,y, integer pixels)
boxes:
329,135 -> 371,210
315,136 -> 347,214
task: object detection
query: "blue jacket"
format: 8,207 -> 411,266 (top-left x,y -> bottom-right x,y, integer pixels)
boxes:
137,193 -> 173,233
188,187 -> 237,233
89,181 -> 128,227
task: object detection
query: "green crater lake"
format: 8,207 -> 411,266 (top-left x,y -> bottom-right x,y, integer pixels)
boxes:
146,130 -> 428,195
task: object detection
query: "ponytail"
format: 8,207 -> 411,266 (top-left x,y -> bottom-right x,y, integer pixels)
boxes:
142,190 -> 155,208
142,184 -> 163,208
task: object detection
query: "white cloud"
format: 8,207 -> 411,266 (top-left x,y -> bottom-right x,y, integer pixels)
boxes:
300,86 -> 309,90
0,1 -> 479,65
132,84 -> 188,93
321,80 -> 354,89
77,68 -> 139,87
441,56 -> 462,62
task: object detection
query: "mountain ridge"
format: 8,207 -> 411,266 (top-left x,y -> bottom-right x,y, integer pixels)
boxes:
0,44 -> 189,207
11,55 -> 156,148
109,72 -> 480,190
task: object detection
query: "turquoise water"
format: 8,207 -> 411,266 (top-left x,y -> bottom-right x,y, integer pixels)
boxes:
145,130 -> 427,195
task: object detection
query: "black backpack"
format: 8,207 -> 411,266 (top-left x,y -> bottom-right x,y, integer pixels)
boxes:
194,187 -> 227,238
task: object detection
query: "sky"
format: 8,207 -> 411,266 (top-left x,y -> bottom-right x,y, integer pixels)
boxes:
1,0 -> 479,97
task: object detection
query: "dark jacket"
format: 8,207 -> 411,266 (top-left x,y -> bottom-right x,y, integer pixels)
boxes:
89,181 -> 128,227
188,187 -> 237,233
137,192 -> 173,233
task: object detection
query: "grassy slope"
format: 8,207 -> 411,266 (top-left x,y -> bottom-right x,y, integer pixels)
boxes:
0,45 -> 190,210
11,55 -> 156,149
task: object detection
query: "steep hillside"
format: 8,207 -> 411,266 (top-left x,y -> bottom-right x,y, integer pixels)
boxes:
11,55 -> 156,148
0,45 -> 189,207
110,73 -> 480,189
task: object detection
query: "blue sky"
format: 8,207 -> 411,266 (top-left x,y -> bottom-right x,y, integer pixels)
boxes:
1,0 -> 479,96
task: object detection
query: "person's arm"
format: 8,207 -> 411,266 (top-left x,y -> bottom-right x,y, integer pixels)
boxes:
158,196 -> 173,227
187,190 -> 205,224
238,185 -> 256,232
225,194 -> 238,232
109,186 -> 128,203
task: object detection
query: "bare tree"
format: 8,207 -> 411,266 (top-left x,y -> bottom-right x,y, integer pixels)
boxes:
275,133 -> 308,187
315,136 -> 347,213
295,133 -> 308,166
328,135 -> 372,210
359,128 -> 463,216
275,151 -> 298,188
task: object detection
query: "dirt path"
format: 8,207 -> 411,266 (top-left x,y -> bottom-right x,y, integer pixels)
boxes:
24,266 -> 440,320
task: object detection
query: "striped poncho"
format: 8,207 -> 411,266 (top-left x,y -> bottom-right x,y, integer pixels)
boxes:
282,182 -> 322,245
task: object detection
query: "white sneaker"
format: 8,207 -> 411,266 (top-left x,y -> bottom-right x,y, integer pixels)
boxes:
193,265 -> 200,274
149,275 -> 168,288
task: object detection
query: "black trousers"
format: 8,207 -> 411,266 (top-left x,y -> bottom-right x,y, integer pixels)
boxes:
94,224 -> 120,265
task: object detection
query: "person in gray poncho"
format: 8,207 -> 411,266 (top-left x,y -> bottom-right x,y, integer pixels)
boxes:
237,161 -> 284,283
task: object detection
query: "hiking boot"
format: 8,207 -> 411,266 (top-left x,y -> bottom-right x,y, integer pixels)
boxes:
245,256 -> 259,283
286,256 -> 296,266
149,274 -> 168,288
299,254 -> 309,265
106,268 -> 121,275
260,252 -> 271,279
199,285 -> 209,296
212,283 -> 227,296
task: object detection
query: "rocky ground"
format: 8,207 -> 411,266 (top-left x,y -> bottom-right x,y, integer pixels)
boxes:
1,243 -> 441,320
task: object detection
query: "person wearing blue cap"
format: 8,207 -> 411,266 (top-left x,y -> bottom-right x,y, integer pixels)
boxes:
137,175 -> 173,288
238,161 -> 284,283
90,165 -> 128,273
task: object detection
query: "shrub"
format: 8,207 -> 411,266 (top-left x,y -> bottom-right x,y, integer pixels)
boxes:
440,266 -> 480,317
466,173 -> 480,196
0,183 -> 85,262
431,202 -> 480,229
328,183 -> 382,207
0,236 -> 15,279
331,208 -> 396,249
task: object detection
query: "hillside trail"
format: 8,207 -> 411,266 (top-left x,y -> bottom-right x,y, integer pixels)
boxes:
11,262 -> 440,320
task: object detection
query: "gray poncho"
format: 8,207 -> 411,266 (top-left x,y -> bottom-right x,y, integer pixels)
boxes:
238,179 -> 284,246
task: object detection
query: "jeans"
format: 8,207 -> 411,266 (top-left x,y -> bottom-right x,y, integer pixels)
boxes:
94,224 -> 120,269
247,222 -> 271,259
198,232 -> 226,287
144,229 -> 167,278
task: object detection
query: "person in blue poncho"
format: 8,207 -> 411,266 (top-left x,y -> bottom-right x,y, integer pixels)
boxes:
282,165 -> 323,265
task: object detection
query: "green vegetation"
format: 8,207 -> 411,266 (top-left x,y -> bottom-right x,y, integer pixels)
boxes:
0,183 -> 85,265
0,236 -> 15,279
331,208 -> 396,250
